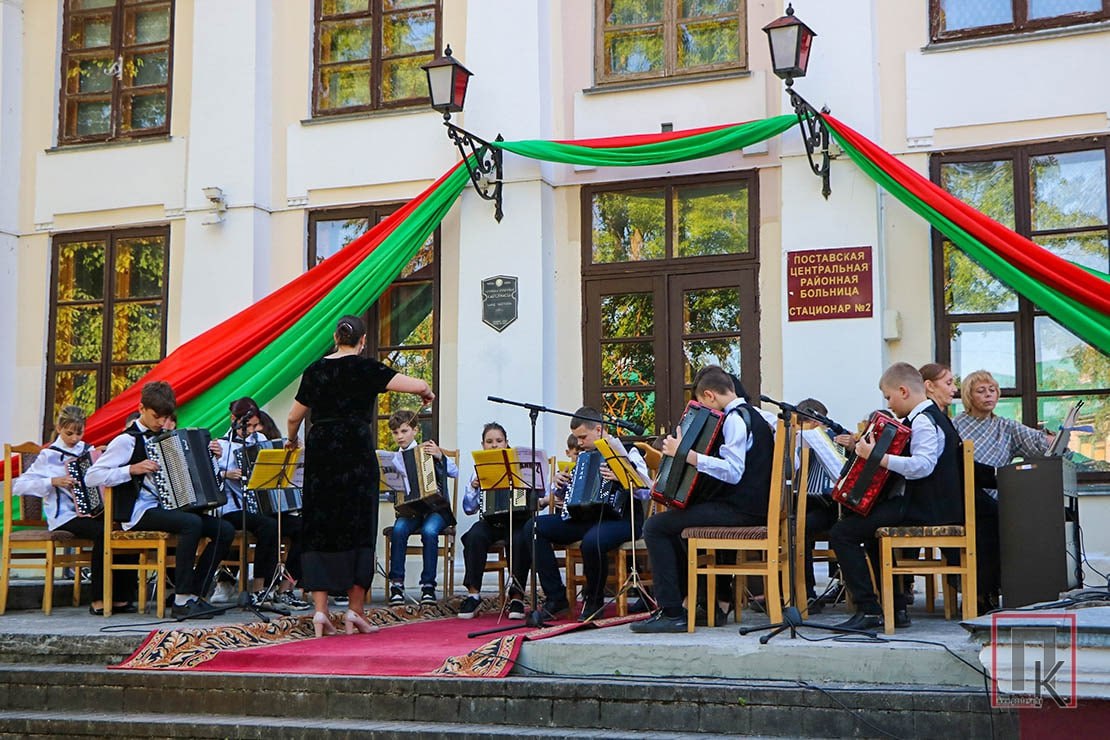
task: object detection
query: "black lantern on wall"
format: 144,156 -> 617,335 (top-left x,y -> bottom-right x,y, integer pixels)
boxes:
422,45 -> 504,221
763,5 -> 831,199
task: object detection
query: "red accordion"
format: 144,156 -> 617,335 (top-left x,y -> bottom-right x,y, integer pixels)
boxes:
830,411 -> 911,516
651,401 -> 725,509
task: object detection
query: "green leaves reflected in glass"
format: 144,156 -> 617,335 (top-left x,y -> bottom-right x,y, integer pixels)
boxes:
1033,232 -> 1109,273
605,28 -> 664,75
112,302 -> 162,362
602,341 -> 655,386
320,64 -> 371,109
950,321 -> 1016,386
592,189 -> 665,263
128,51 -> 169,86
379,282 -> 433,347
606,0 -> 664,24
55,306 -> 104,364
124,92 -> 166,130
75,100 -> 112,136
382,9 -> 435,55
1038,395 -> 1110,472
115,237 -> 165,298
677,19 -> 739,68
943,243 -> 1017,314
58,241 -> 106,301
128,8 -> 171,45
71,15 -> 112,49
940,160 -> 1015,229
400,236 -> 435,278
680,0 -> 738,15
1031,150 -> 1107,231
1034,316 -> 1110,392
676,182 -> 748,257
683,339 -> 740,383
320,20 -> 373,63
323,0 -> 369,14
382,55 -> 432,101
684,288 -> 739,334
315,218 -> 370,264
111,364 -> 153,398
601,293 -> 653,338
603,391 -> 655,435
53,371 -> 98,420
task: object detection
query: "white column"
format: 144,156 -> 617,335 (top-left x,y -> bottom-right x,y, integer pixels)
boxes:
180,0 -> 273,342
0,0 -> 23,443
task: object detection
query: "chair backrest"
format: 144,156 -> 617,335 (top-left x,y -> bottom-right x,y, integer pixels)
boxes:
441,449 -> 461,514
3,443 -> 46,540
764,419 -> 787,547
633,441 -> 662,481
961,440 -> 977,544
793,422 -> 812,552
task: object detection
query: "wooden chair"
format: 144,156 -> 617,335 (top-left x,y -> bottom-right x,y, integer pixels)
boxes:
877,440 -> 978,634
683,418 -> 788,631
101,486 -> 173,617
0,442 -> 94,615
383,449 -> 460,596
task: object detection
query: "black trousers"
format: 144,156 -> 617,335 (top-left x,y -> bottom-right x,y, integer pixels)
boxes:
135,508 -> 234,597
460,518 -> 511,593
975,490 -> 1001,601
57,516 -> 137,603
642,501 -> 763,611
804,496 -> 840,598
828,496 -> 911,613
221,511 -> 278,582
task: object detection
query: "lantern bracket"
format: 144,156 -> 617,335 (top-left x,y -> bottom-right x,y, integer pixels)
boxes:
444,121 -> 504,222
788,88 -> 832,200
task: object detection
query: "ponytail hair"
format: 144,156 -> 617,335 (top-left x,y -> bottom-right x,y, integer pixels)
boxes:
335,314 -> 366,348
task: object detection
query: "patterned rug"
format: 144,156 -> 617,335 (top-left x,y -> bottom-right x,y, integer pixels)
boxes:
112,597 -> 648,677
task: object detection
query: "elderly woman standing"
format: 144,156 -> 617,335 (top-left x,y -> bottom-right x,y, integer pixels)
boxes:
953,370 -> 1050,488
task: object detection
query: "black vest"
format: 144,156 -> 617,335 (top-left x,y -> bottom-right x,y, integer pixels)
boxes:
902,403 -> 963,526
694,402 -> 775,519
111,426 -> 150,522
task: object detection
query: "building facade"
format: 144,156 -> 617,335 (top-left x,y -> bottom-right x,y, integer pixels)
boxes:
1,0 -> 1107,577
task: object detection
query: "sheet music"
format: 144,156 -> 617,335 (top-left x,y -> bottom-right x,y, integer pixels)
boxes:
376,450 -> 406,492
800,427 -> 847,479
594,437 -> 651,490
1046,400 -> 1085,457
513,447 -> 548,491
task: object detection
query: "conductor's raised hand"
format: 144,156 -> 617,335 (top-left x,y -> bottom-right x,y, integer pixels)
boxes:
284,436 -> 300,451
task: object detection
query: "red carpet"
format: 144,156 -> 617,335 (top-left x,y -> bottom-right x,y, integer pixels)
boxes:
113,599 -> 647,678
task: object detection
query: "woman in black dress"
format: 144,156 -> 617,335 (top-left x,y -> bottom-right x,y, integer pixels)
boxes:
285,315 -> 434,636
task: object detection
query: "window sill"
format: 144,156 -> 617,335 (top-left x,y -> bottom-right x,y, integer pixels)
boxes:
46,134 -> 173,154
301,105 -> 429,127
583,69 -> 751,96
924,19 -> 1110,53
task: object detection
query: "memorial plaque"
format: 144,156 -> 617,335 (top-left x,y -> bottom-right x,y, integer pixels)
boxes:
481,275 -> 518,332
786,246 -> 873,321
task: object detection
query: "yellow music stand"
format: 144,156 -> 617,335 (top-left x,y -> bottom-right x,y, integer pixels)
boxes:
246,448 -> 303,491
594,437 -> 651,491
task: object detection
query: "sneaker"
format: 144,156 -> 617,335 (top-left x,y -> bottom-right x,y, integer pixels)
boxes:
275,592 -> 312,611
540,600 -> 569,621
172,597 -> 220,621
329,592 -> 350,608
457,595 -> 481,619
249,590 -> 271,607
506,598 -> 526,620
389,584 -> 405,606
209,581 -> 237,605
420,585 -> 437,605
630,611 -> 687,633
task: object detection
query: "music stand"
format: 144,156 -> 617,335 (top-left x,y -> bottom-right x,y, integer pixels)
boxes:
247,448 -> 303,612
738,399 -> 872,642
591,436 -> 656,621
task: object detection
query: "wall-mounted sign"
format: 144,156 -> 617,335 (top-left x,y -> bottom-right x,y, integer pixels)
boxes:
786,246 -> 873,322
481,275 -> 518,332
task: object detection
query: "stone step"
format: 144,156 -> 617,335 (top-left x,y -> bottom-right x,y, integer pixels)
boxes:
0,710 -> 738,740
0,663 -> 1018,738
0,580 -> 90,612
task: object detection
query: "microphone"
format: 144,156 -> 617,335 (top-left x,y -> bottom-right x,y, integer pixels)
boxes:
759,394 -> 783,408
613,418 -> 645,435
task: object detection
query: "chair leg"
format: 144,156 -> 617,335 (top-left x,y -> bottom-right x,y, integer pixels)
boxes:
765,556 -> 783,626
103,544 -> 114,618
686,543 -> 698,633
617,552 -> 628,617
565,550 -> 577,608
156,545 -> 167,619
925,571 -> 936,614
962,548 -> 978,621
137,552 -> 149,615
72,559 -> 82,608
0,551 -> 9,616
880,539 -> 896,636
43,549 -> 55,616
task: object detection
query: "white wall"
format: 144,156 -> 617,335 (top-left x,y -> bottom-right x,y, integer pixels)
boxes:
0,0 -> 22,443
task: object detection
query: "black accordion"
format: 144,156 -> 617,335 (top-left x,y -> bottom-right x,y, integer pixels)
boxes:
145,429 -> 226,512
235,440 -> 303,514
66,449 -> 103,517
479,487 -> 540,526
563,449 -> 625,521
651,401 -> 725,509
395,447 -> 455,525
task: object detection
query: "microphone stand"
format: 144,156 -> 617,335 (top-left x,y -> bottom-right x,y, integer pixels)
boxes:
738,395 -> 873,642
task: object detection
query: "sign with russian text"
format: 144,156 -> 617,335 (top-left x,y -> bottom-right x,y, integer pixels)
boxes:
786,246 -> 873,321
481,275 -> 519,332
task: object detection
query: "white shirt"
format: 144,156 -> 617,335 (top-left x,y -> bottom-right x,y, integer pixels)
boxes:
694,397 -> 753,485
84,423 -> 161,530
392,440 -> 460,495
883,400 -> 942,481
12,437 -> 89,530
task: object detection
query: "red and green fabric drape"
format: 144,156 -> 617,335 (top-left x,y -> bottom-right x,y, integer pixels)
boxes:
83,113 -> 1109,444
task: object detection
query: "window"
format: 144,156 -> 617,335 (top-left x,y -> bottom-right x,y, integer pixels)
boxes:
46,227 -> 169,435
595,0 -> 747,85
313,0 -> 441,116
59,0 -> 174,145
582,172 -> 760,436
931,139 -> 1110,478
308,206 -> 440,446
930,0 -> 1110,42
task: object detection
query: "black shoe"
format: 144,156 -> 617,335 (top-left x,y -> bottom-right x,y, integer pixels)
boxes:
807,598 -> 825,615
171,598 -> 219,621
389,584 -> 405,606
457,595 -> 481,619
577,600 -> 604,622
834,611 -> 882,632
694,603 -> 729,626
420,585 -> 437,605
627,598 -> 650,614
893,608 -> 911,629
630,611 -> 687,633
506,598 -> 526,620
539,600 -> 568,621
